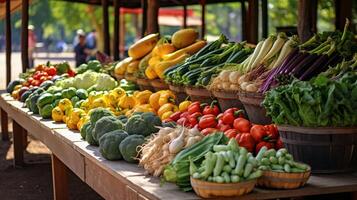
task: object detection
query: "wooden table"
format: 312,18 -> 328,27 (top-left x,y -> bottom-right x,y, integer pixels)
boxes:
1,93 -> 357,200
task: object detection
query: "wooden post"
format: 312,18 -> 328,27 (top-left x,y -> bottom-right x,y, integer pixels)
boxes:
147,0 -> 159,34
5,0 -> 11,85
51,154 -> 69,200
12,120 -> 25,167
247,0 -> 259,43
334,0 -> 352,31
21,0 -> 29,72
200,0 -> 206,39
183,0 -> 187,28
297,0 -> 317,42
120,10 -> 126,58
261,0 -> 268,38
102,0 -> 110,56
141,0 -> 148,37
113,0 -> 120,60
1,109 -> 9,141
240,0 -> 247,41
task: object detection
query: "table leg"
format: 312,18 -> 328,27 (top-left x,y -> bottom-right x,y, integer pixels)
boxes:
22,129 -> 28,151
12,120 -> 25,167
352,192 -> 357,200
51,154 -> 69,200
1,108 -> 9,141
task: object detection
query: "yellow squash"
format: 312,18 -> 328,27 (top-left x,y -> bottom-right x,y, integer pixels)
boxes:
51,106 -> 64,122
154,53 -> 189,79
161,111 -> 174,120
157,103 -> 178,117
128,33 -> 159,59
153,43 -> 176,57
148,92 -> 161,110
134,90 -> 153,105
118,95 -> 136,109
114,57 -> 133,75
162,40 -> 207,61
179,100 -> 192,112
126,60 -> 140,74
145,66 -> 158,80
172,28 -> 199,49
58,98 -> 73,112
158,92 -> 176,107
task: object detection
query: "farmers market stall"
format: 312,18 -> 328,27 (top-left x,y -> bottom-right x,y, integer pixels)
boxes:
1,93 -> 357,199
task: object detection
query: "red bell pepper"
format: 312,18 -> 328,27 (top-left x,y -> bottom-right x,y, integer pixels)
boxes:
217,123 -> 231,132
179,112 -> 190,119
198,114 -> 217,129
235,132 -> 255,152
201,128 -> 218,136
187,101 -> 206,114
250,125 -> 268,142
177,118 -> 189,126
224,129 -> 238,139
188,112 -> 202,127
202,100 -> 220,116
233,117 -> 251,133
169,111 -> 182,121
275,138 -> 284,150
265,124 -> 279,139
255,141 -> 275,154
224,107 -> 245,117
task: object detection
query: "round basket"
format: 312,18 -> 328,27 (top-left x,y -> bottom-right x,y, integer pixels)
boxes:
168,84 -> 188,103
150,79 -> 169,91
238,91 -> 272,124
136,78 -> 154,91
257,169 -> 311,189
185,86 -> 214,104
278,125 -> 357,173
212,89 -> 244,111
124,74 -> 137,83
191,178 -> 256,198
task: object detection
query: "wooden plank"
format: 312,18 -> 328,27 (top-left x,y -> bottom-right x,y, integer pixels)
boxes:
147,0 -> 159,34
240,0 -> 247,41
21,0 -> 29,72
126,185 -> 139,200
182,0 -> 187,28
53,129 -> 83,146
5,0 -> 11,85
102,0 -> 111,56
85,157 -> 126,200
261,0 -> 268,38
113,0 -> 120,60
141,0 -> 148,37
12,120 -> 25,167
1,93 -> 15,101
200,0 -> 206,39
51,154 -> 69,200
247,0 -> 258,44
297,0 -> 317,42
1,108 -> 9,141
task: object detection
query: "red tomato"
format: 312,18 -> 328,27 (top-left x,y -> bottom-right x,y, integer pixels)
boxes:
40,76 -> 47,82
68,69 -> 76,77
235,132 -> 255,152
47,76 -> 53,80
233,117 -> 251,133
250,125 -> 267,142
41,72 -> 48,77
255,141 -> 275,154
198,114 -> 217,129
33,71 -> 41,80
224,129 -> 238,139
32,80 -> 40,86
27,77 -> 34,82
275,138 -> 284,150
201,128 -> 218,136
46,66 -> 57,76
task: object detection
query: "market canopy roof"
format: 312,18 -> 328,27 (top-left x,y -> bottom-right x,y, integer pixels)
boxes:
57,0 -> 240,8
0,0 -> 32,19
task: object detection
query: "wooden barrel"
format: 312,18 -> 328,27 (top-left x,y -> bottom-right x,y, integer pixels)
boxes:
150,79 -> 169,91
211,89 -> 244,111
257,169 -> 311,189
185,86 -> 214,104
168,84 -> 188,103
190,178 -> 256,198
136,78 -> 154,91
278,125 -> 357,173
238,91 -> 272,124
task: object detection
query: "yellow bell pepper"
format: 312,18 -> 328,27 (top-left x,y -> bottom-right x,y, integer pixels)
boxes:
179,100 -> 192,112
69,108 -> 86,124
51,106 -> 64,122
133,104 -> 155,113
111,87 -> 126,99
66,120 -> 78,130
103,93 -> 118,107
88,92 -> 104,103
91,97 -> 108,109
145,66 -> 158,80
149,92 -> 161,110
118,95 -> 136,109
161,111 -> 174,120
158,92 -> 176,107
134,90 -> 153,105
77,115 -> 89,131
157,103 -> 178,118
58,98 -> 72,112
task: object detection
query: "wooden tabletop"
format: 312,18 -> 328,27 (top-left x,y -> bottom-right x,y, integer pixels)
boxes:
1,93 -> 357,200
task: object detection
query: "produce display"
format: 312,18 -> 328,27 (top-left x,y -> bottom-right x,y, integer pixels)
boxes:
5,25 -> 357,199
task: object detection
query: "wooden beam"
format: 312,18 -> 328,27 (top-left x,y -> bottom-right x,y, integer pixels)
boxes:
141,0 -> 148,37
183,0 -> 187,28
241,0 -> 247,41
247,0 -> 259,43
298,0 -> 317,42
113,0 -> 120,60
12,120 -> 25,167
147,0 -> 159,34
102,0 -> 111,55
51,154 -> 69,200
1,109 -> 9,141
5,0 -> 11,85
200,0 -> 206,39
334,0 -> 352,31
261,0 -> 268,38
120,10 -> 126,57
21,0 -> 29,72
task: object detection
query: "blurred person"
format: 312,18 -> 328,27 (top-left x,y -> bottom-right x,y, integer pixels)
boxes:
73,29 -> 85,47
28,25 -> 37,68
74,32 -> 90,67
86,29 -> 97,49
